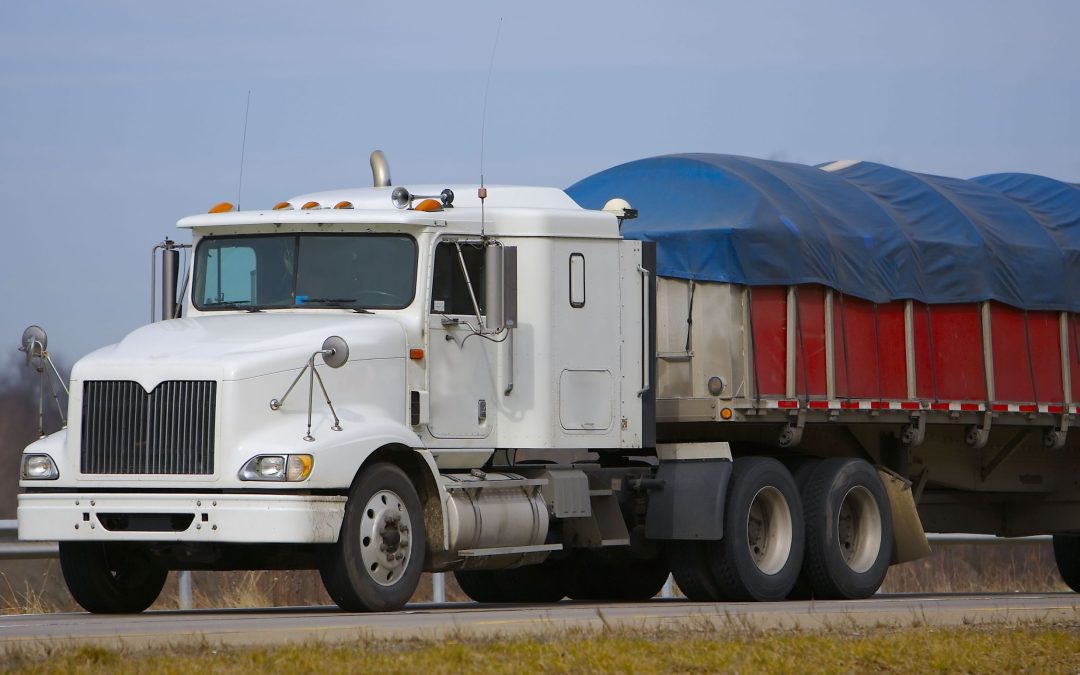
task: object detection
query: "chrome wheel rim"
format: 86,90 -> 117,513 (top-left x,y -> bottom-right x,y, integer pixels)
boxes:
837,485 -> 882,573
746,486 -> 793,575
358,489 -> 414,586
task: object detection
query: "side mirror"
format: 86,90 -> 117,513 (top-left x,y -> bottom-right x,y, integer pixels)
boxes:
484,244 -> 517,332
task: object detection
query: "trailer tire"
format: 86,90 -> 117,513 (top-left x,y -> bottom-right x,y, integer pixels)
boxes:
320,462 -> 426,612
707,457 -> 804,602
1052,535 -> 1080,592
801,458 -> 892,600
59,542 -> 166,614
668,541 -> 722,601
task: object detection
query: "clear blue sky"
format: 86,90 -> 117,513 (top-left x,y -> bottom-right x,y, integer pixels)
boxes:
2,1 -> 1079,369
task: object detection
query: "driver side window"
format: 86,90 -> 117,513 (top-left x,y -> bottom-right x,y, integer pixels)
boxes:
431,241 -> 485,315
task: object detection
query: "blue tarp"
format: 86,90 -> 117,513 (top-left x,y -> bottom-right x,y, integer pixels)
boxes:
566,154 -> 1080,311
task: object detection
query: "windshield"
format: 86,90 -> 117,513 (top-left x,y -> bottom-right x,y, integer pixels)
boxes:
193,233 -> 417,311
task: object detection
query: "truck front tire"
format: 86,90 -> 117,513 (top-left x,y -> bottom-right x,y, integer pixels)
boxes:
59,541 -> 166,614
320,462 -> 426,612
799,458 -> 893,600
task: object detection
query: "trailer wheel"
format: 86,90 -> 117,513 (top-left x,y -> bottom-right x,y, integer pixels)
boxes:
565,551 -> 670,601
800,458 -> 892,600
707,457 -> 804,601
320,462 -> 426,612
59,541 -> 166,614
668,541 -> 722,601
1052,535 -> 1080,592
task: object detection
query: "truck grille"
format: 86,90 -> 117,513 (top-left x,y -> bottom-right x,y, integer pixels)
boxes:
81,380 -> 216,475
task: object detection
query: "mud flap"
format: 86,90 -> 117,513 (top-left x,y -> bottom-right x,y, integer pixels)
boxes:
645,458 -> 732,540
878,466 -> 932,564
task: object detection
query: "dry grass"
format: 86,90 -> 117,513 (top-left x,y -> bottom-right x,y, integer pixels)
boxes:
0,543 -> 1069,614
2,620 -> 1079,673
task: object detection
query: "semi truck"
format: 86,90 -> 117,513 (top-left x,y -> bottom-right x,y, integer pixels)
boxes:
16,151 -> 1080,613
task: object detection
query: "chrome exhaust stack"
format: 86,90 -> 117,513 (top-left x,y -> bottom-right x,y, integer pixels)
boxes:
370,150 -> 391,187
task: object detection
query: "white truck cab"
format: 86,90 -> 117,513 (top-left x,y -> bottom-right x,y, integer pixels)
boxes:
17,154 -> 667,612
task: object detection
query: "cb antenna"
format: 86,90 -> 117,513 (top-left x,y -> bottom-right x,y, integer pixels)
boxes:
237,90 -> 252,210
479,17 -> 503,237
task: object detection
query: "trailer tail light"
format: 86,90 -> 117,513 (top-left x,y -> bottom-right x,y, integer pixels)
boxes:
208,202 -> 234,213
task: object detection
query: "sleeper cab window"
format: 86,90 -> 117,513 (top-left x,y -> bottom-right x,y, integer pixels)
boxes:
569,253 -> 585,308
431,241 -> 486,315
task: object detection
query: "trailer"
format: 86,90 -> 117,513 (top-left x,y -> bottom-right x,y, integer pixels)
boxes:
16,151 -> 1080,613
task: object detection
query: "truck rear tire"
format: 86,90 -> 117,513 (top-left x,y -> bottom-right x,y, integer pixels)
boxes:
800,458 -> 893,600
565,551 -> 669,601
707,457 -> 805,602
454,559 -> 568,603
668,540 -> 722,601
320,462 -> 426,612
1052,534 -> 1080,592
59,541 -> 167,614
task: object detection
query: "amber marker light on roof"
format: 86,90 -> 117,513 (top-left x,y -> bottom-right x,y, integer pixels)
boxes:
273,201 -> 292,210
208,202 -> 235,214
334,201 -> 354,209
302,201 -> 320,210
415,199 -> 442,212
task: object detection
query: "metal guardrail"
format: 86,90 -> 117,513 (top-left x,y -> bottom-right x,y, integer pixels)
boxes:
0,519 -> 1054,607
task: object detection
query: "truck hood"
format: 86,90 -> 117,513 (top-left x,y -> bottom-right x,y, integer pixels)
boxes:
71,313 -> 406,386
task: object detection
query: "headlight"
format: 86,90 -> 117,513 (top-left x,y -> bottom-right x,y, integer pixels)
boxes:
238,454 -> 313,482
21,454 -> 59,480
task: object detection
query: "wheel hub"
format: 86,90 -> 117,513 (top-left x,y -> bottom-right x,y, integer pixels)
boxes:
745,486 -> 793,576
359,489 -> 413,586
836,485 -> 882,573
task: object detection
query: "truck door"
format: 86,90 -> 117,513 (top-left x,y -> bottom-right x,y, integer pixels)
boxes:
427,239 -> 496,439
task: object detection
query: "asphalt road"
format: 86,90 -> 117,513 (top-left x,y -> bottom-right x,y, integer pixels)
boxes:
1,594 -> 1077,650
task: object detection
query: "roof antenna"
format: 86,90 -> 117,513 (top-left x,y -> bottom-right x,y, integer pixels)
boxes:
237,90 -> 252,210
479,17 -> 503,237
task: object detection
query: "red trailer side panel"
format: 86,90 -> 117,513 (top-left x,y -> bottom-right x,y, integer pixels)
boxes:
795,286 -> 827,398
1027,310 -> 1064,403
876,302 -> 908,400
834,294 -> 879,399
1070,314 -> 1080,403
750,286 -> 788,397
929,304 -> 986,401
990,303 -> 1036,402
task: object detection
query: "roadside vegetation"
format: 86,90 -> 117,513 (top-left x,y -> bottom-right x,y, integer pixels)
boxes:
3,619 -> 1079,673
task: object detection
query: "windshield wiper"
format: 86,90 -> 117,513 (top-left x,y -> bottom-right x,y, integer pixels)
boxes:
297,297 -> 372,313
202,301 -> 261,312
